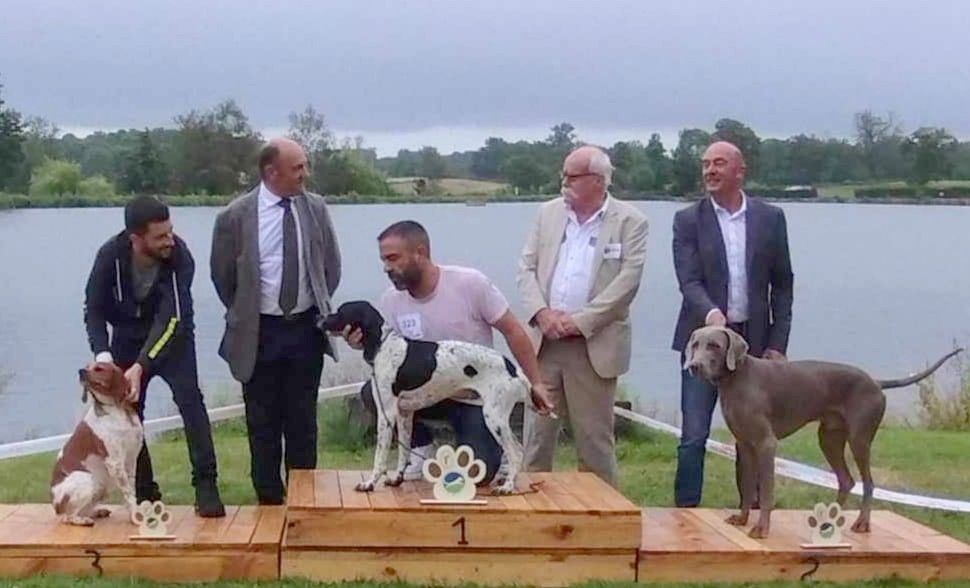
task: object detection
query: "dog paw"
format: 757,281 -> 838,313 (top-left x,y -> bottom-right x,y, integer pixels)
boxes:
355,481 -> 376,492
385,472 -> 404,487
850,517 -> 870,533
725,513 -> 748,526
492,480 -> 516,495
93,506 -> 111,519
748,524 -> 769,539
66,515 -> 95,526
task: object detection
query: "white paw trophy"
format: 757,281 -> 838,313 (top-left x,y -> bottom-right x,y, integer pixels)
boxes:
130,500 -> 176,540
420,444 -> 488,505
800,502 -> 851,549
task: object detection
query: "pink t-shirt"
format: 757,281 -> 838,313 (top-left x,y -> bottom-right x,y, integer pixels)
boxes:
379,265 -> 509,347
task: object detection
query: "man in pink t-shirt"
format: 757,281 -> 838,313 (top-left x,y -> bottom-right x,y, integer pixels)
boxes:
349,221 -> 554,482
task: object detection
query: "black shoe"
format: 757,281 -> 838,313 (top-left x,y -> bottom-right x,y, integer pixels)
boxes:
136,485 -> 163,504
195,481 -> 226,518
258,497 -> 285,506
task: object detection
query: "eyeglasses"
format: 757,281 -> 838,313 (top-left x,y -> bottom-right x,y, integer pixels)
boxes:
560,172 -> 600,183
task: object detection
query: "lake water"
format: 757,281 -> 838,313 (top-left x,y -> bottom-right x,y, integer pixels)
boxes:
1,201 -> 968,444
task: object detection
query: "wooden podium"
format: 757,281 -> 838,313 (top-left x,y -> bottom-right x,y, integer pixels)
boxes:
0,504 -> 284,581
281,469 -> 641,586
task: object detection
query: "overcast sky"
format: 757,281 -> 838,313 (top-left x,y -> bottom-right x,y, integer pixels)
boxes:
1,0 -> 967,155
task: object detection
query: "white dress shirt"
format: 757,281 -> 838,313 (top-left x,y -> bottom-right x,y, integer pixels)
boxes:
257,182 -> 314,315
709,193 -> 749,323
549,196 -> 609,314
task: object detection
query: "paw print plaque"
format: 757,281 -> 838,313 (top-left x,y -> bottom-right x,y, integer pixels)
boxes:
420,445 -> 488,505
130,500 -> 176,540
800,502 -> 851,549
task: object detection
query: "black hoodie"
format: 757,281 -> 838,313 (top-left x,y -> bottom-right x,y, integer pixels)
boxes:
83,230 -> 196,375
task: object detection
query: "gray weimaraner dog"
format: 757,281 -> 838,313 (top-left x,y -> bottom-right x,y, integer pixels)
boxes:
684,325 -> 961,539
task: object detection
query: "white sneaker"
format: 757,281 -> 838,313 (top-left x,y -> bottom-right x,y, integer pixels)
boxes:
403,444 -> 435,481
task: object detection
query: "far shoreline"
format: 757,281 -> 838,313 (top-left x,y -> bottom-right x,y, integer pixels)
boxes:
3,193 -> 970,210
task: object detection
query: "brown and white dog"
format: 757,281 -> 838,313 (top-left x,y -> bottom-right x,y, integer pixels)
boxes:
50,362 -> 143,525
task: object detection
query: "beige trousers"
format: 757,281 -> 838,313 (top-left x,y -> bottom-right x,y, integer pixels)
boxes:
523,337 -> 618,487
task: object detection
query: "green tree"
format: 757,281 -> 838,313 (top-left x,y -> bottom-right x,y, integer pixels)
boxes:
0,78 -> 26,191
417,146 -> 447,179
471,137 -> 508,179
29,158 -> 83,196
671,128 -> 711,195
123,129 -> 168,194
712,118 -> 761,177
905,127 -> 957,185
644,133 -> 671,190
78,175 -> 117,197
314,149 -> 391,195
287,105 -> 333,155
500,155 -> 546,191
172,99 -> 261,194
546,122 -> 576,153
854,110 -> 902,179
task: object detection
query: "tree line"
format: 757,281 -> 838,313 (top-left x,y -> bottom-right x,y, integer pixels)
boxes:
3,74 -> 970,200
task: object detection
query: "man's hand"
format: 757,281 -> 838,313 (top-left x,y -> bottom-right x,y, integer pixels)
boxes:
124,363 -> 144,404
558,314 -> 583,338
763,349 -> 786,361
530,382 -> 557,417
341,325 -> 364,350
535,309 -> 567,340
706,309 -> 727,327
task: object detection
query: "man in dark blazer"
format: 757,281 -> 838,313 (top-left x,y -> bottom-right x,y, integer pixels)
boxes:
210,137 -> 341,504
671,140 -> 794,507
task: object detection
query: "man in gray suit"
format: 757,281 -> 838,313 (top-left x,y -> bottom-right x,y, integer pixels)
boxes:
671,140 -> 793,507
211,137 -> 341,504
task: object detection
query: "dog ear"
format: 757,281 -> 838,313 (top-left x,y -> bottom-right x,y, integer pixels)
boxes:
81,385 -> 88,404
111,366 -> 130,402
723,328 -> 750,371
683,331 -> 697,371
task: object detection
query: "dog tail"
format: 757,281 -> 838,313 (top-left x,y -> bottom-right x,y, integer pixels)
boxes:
876,348 -> 963,389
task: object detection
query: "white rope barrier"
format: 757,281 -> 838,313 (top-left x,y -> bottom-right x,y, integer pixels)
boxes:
3,385 -> 969,512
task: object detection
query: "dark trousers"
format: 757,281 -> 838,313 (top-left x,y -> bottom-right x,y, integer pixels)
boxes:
244,311 -> 324,504
674,321 -> 754,507
113,337 -> 218,502
359,381 -> 503,484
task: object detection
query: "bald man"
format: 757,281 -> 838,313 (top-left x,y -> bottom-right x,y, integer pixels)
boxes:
517,145 -> 649,487
671,141 -> 794,507
211,138 -> 341,504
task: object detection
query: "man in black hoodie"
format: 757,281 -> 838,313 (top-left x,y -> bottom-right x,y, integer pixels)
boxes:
84,195 -> 224,517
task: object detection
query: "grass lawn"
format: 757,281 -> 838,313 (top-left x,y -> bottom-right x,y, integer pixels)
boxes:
2,398 -> 970,587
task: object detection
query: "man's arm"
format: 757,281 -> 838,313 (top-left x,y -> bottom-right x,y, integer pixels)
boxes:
210,209 -> 236,309
83,245 -> 114,362
516,206 -> 548,325
316,199 -> 342,296
571,214 -> 649,338
672,209 -> 719,320
766,209 -> 794,354
136,247 -> 195,375
492,310 -> 554,413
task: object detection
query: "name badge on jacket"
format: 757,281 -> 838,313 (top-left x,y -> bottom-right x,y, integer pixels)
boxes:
604,243 -> 622,259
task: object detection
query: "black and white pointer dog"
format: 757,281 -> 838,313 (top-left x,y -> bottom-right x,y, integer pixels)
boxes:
321,300 -> 548,494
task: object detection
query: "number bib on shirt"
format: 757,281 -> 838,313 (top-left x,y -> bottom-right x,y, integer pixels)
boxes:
398,313 -> 424,339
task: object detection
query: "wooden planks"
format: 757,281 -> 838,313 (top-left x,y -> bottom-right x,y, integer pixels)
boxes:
0,505 -> 284,581
282,469 -> 641,585
638,508 -> 970,583
283,548 -> 636,586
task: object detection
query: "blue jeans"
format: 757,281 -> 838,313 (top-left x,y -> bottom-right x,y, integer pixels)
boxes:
359,383 -> 503,484
674,360 -> 719,507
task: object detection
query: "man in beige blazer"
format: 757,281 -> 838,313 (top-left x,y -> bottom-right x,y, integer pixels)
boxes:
517,145 -> 648,486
